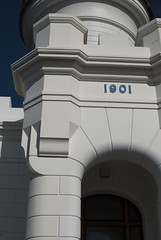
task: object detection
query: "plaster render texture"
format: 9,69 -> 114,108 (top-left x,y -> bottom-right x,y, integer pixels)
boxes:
0,97 -> 28,240
1,0 -> 161,239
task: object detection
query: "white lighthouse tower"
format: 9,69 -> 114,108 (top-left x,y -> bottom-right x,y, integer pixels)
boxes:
11,0 -> 161,239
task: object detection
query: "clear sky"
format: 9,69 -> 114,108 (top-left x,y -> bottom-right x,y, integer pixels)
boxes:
0,0 -> 161,108
0,1 -> 28,107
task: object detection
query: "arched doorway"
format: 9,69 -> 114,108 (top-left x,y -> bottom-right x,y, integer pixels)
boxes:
81,160 -> 158,240
81,194 -> 143,240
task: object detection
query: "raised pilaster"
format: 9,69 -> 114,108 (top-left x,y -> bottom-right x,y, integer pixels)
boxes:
12,15 -> 87,240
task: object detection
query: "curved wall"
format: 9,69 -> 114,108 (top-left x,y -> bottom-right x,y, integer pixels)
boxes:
82,160 -> 159,240
19,0 -> 153,49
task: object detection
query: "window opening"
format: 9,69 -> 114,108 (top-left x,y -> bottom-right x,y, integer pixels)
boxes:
81,195 -> 143,240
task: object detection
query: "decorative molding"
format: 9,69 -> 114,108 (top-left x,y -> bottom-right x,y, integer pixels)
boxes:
137,18 -> 161,46
0,121 -> 23,141
12,47 -> 152,97
12,47 -> 161,111
22,93 -> 158,111
39,137 -> 69,157
33,13 -> 88,40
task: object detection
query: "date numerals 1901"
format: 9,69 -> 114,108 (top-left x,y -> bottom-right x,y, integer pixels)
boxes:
104,84 -> 132,94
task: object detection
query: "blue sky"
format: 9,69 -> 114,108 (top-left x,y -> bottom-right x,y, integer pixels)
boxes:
0,1 -> 28,107
0,0 -> 161,107
151,0 -> 161,17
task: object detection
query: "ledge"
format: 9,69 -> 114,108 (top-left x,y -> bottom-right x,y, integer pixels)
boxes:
12,47 -> 152,97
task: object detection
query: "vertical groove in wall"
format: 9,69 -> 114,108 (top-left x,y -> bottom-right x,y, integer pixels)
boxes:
146,128 -> 160,154
129,108 -> 134,151
144,127 -> 161,176
80,127 -> 98,159
58,216 -> 60,238
105,108 -> 113,151
59,176 -> 60,195
58,177 -> 60,237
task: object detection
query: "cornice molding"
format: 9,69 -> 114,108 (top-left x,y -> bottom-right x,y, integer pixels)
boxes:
34,13 -> 88,37
137,18 -> 161,46
0,121 -> 23,129
22,92 -> 158,112
12,47 -> 154,97
12,47 -> 161,112
0,121 -> 23,142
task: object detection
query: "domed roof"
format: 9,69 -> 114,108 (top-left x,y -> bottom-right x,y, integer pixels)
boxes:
22,0 -> 151,4
21,0 -> 152,21
21,0 -> 152,11
20,0 -> 153,49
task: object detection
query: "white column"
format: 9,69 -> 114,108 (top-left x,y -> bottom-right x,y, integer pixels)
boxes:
25,160 -> 83,240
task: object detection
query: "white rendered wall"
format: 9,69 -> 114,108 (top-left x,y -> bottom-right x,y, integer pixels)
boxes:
0,97 -> 28,240
56,1 -> 138,45
82,160 -> 159,240
20,0 -> 151,49
12,12 -> 161,240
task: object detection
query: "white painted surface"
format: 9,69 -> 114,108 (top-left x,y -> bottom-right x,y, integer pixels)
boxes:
28,156 -> 84,177
60,176 -> 81,197
131,109 -> 159,152
107,108 -> 133,150
20,0 -> 151,48
28,176 -> 59,197
69,127 -> 97,167
27,195 -> 80,217
26,216 -> 58,238
59,216 -> 80,238
2,0 -> 161,239
0,97 -> 28,240
81,107 -> 112,156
